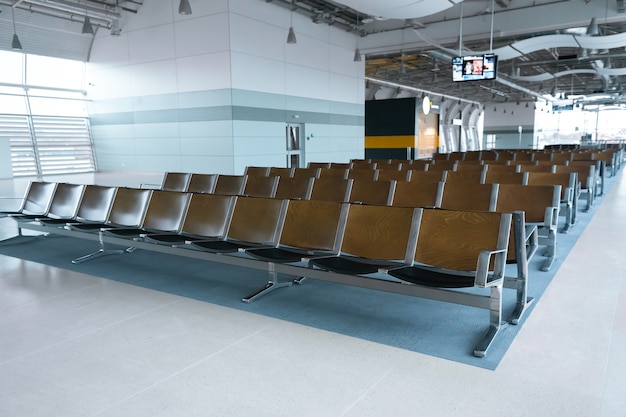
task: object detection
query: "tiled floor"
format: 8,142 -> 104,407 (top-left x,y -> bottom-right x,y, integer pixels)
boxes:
1,170 -> 625,417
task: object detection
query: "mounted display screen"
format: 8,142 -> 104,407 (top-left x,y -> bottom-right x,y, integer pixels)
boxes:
452,53 -> 497,82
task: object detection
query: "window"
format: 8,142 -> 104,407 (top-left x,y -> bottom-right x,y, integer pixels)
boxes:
0,50 -> 95,177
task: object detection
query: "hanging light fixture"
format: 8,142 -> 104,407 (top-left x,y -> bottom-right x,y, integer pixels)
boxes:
11,6 -> 22,51
586,18 -> 599,36
287,0 -> 297,44
353,12 -> 362,62
178,0 -> 192,15
82,15 -> 94,35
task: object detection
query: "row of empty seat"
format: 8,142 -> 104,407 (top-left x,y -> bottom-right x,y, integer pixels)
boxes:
5,179 -> 540,357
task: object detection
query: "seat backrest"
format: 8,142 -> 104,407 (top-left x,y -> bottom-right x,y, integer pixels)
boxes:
225,196 -> 288,245
307,162 -> 331,169
524,172 -> 577,200
427,160 -> 456,171
187,174 -> 218,194
339,204 -> 418,262
482,164 -> 518,174
162,172 -> 191,192
269,167 -> 294,178
318,167 -> 349,179
329,162 -> 351,169
392,181 -> 441,208
408,170 -> 446,184
179,193 -> 235,238
292,167 -> 321,179
482,171 -> 525,185
20,181 -> 57,215
242,175 -> 279,198
107,188 -> 153,227
75,185 -> 117,223
439,182 -> 498,211
279,199 -> 347,252
495,184 -> 561,223
347,168 -> 379,181
402,159 -> 429,172
377,168 -> 411,182
46,183 -> 85,219
444,170 -> 483,185
309,177 -> 353,202
349,179 -> 395,206
516,163 -> 556,173
555,163 -> 595,189
512,152 -> 533,161
413,208 -> 511,272
550,152 -> 573,162
214,175 -> 247,196
350,160 -> 377,170
244,166 -> 270,177
142,191 -> 192,232
453,162 -> 485,172
274,176 -> 314,200
531,152 -> 551,161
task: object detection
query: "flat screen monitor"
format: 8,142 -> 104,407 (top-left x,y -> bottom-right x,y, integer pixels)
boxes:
452,53 -> 497,82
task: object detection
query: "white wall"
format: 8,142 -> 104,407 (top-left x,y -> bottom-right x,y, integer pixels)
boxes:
86,0 -> 364,175
483,102 -> 535,150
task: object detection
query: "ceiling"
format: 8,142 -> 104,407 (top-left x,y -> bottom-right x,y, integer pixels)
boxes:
2,0 -> 626,109
277,0 -> 626,109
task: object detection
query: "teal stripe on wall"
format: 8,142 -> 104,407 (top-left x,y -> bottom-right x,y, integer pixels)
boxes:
89,89 -> 363,127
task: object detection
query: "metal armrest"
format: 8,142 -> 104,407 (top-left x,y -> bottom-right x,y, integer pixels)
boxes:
475,248 -> 508,288
544,206 -> 559,231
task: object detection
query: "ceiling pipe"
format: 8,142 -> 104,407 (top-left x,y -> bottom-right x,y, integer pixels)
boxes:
0,0 -> 122,24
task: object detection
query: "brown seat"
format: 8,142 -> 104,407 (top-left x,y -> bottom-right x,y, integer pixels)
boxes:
68,187 -> 153,263
438,182 -> 498,211
524,171 -> 577,232
350,159 -> 377,170
318,167 -> 349,179
244,166 -> 270,177
556,162 -> 597,209
349,179 -> 395,206
269,167 -> 294,178
292,167 -> 321,179
385,208 -> 511,357
214,175 -> 247,196
347,168 -> 379,181
242,175 -> 279,198
13,183 -> 85,224
307,162 -> 331,169
310,204 -> 418,275
309,177 -> 352,202
482,171 -> 525,185
1,181 -> 57,218
408,170 -> 447,184
377,168 -> 411,182
495,184 -> 561,272
161,172 -> 192,191
444,170 -> 483,185
392,181 -> 441,208
144,193 -> 235,245
274,176 -> 314,200
242,199 -> 348,301
186,196 -> 287,254
187,174 -> 218,194
103,190 -> 192,238
38,185 -> 116,227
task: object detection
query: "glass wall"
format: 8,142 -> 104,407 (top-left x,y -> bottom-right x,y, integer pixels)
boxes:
0,50 -> 95,177
534,101 -> 626,149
